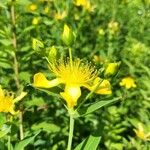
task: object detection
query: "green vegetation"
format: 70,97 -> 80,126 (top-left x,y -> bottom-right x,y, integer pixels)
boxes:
0,0 -> 150,149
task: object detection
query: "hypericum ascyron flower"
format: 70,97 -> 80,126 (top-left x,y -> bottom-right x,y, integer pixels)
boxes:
32,17 -> 39,25
108,21 -> 119,34
119,77 -> 136,89
27,4 -> 37,12
33,58 -> 112,108
74,0 -> 95,12
134,123 -> 150,141
55,11 -> 67,20
0,86 -> 27,115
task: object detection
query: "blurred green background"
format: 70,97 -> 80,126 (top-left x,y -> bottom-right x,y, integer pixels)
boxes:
0,0 -> 150,149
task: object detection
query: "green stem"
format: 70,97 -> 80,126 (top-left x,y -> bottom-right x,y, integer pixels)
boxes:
10,0 -> 24,144
69,47 -> 73,68
67,114 -> 74,150
76,79 -> 104,111
19,111 -> 24,140
8,135 -> 11,150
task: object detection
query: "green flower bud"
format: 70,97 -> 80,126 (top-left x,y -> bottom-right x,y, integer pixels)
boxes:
104,62 -> 121,76
62,24 -> 75,46
32,38 -> 44,51
48,46 -> 57,62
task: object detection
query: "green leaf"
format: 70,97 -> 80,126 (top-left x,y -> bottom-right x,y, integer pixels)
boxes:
75,97 -> 121,117
0,60 -> 11,69
31,122 -> 60,133
0,0 -> 7,8
0,125 -> 11,138
14,130 -> 41,150
0,114 -> 6,128
74,134 -> 101,150
19,72 -> 31,83
35,88 -> 62,99
0,39 -> 12,46
25,97 -> 46,108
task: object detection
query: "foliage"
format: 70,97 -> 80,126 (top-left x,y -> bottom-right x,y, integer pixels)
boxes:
0,0 -> 150,149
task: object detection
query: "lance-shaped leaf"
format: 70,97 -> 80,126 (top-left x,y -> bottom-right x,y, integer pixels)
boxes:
74,97 -> 121,117
0,126 -> 11,138
14,130 -> 41,150
74,135 -> 101,150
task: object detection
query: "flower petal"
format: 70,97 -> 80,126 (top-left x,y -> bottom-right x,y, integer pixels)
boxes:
0,85 -> 4,99
33,72 -> 61,88
95,79 -> 112,95
60,85 -> 81,108
83,77 -> 112,95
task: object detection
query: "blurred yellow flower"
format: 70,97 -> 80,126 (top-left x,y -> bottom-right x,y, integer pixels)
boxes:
108,21 -> 119,34
93,55 -> 105,65
74,0 -> 87,6
98,28 -> 105,36
32,17 -> 39,25
119,77 -> 136,89
0,86 -> 27,115
28,4 -> 37,11
74,14 -> 80,20
55,11 -> 67,20
44,6 -> 49,14
134,123 -> 150,141
74,0 -> 95,12
33,58 -> 112,108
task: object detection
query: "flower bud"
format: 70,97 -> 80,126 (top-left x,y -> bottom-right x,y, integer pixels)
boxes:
32,38 -> 44,51
62,24 -> 75,46
48,46 -> 57,62
32,38 -> 44,56
104,62 -> 121,76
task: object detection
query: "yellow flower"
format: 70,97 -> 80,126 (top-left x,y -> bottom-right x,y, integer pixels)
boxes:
54,11 -> 67,20
74,0 -> 95,12
108,21 -> 119,34
93,55 -> 105,65
74,0 -> 87,6
0,86 -> 27,115
33,58 -> 112,108
98,28 -> 105,36
44,6 -> 49,14
28,4 -> 37,11
134,123 -> 150,141
32,17 -> 39,25
119,77 -> 136,89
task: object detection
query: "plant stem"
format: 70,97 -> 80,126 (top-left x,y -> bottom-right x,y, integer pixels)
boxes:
10,0 -> 20,90
10,0 -> 24,142
67,114 -> 74,150
7,116 -> 12,150
69,47 -> 73,69
19,111 -> 24,140
8,135 -> 11,150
